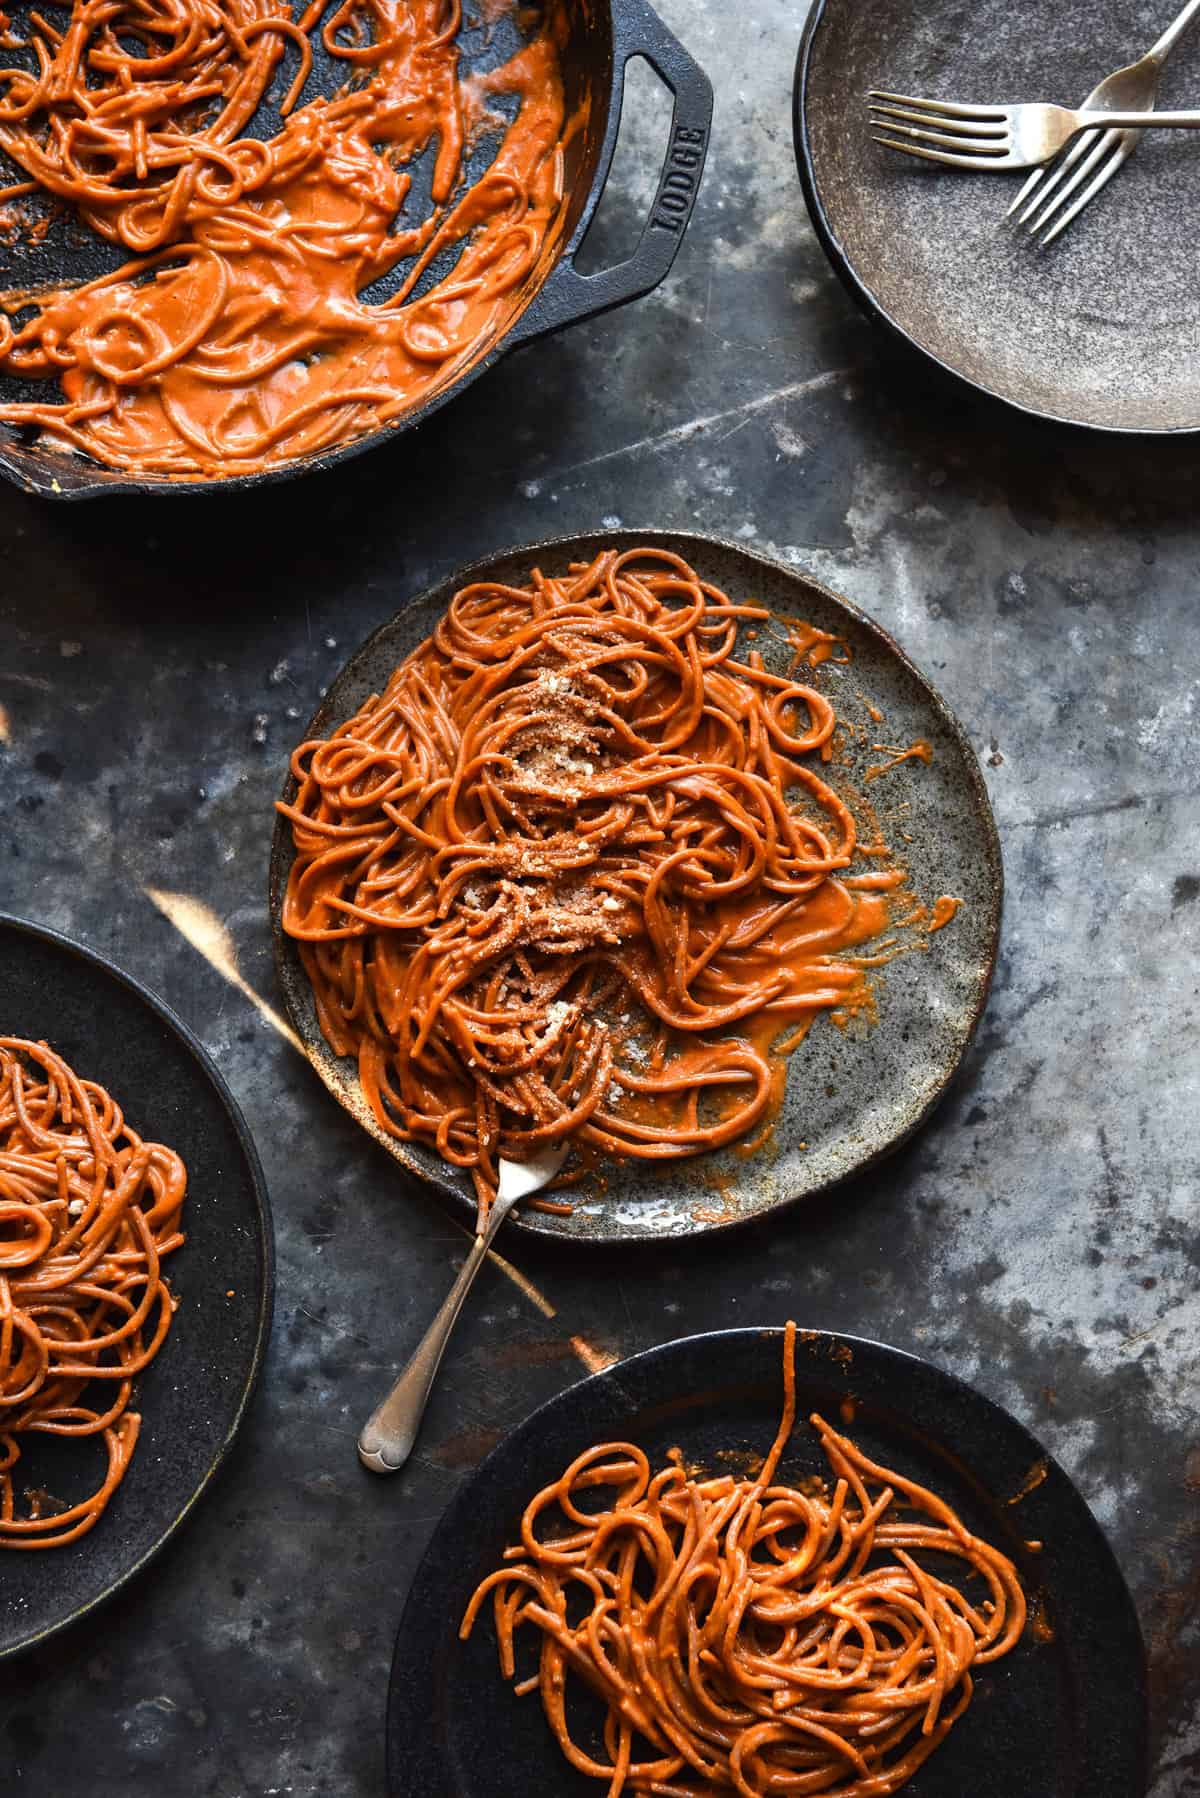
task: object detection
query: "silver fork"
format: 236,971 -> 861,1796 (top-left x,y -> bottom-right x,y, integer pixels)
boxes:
357,1146 -> 567,1474
1012,0 -> 1200,244
868,97 -> 1200,172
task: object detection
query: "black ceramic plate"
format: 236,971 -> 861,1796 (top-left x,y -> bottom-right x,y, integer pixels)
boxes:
388,1326 -> 1148,1798
269,529 -> 1002,1244
0,914 -> 273,1659
795,0 -> 1200,432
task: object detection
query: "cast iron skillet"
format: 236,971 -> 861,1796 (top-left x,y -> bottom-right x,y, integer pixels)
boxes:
387,1326 -> 1149,1798
795,0 -> 1200,432
0,0 -> 712,499
0,912 -> 274,1659
268,528 -> 1003,1245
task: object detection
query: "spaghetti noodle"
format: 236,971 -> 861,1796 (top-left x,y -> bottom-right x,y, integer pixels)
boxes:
0,0 -> 569,477
280,547 -> 926,1225
0,1037 -> 187,1549
461,1321 -> 1027,1797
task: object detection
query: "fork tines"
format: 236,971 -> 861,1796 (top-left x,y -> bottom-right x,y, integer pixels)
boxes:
868,89 -> 1009,166
1011,127 -> 1126,244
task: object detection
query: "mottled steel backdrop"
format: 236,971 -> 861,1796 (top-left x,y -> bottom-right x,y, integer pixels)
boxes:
1,1 -> 1196,1791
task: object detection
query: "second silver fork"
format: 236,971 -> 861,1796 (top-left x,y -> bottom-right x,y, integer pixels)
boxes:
1012,0 -> 1200,243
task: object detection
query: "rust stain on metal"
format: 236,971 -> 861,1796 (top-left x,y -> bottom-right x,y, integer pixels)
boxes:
492,1339 -> 578,1369
432,1426 -> 505,1469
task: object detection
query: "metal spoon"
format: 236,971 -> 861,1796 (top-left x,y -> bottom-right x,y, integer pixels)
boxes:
357,1145 -> 568,1473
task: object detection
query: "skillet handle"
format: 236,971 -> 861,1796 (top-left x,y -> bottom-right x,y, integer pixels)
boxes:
506,0 -> 712,346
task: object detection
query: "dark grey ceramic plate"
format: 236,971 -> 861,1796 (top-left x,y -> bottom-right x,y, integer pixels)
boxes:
388,1326 -> 1148,1798
795,0 -> 1200,432
0,914 -> 273,1659
269,529 -> 1001,1243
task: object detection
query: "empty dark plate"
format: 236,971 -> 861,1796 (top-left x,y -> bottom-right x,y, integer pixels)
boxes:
0,913 -> 273,1659
795,0 -> 1200,431
388,1326 -> 1148,1798
269,528 -> 1002,1244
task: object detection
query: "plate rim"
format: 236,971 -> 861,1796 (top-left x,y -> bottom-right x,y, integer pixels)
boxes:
791,0 -> 1200,438
0,909 -> 276,1661
386,1323 -> 1150,1797
268,525 -> 1003,1244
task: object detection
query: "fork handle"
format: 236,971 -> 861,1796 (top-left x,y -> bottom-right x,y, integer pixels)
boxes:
1151,0 -> 1200,62
1081,108 -> 1200,127
358,1197 -> 513,1474
357,1231 -> 491,1472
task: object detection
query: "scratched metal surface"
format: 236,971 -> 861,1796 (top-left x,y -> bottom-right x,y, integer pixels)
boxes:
0,0 -> 1196,1792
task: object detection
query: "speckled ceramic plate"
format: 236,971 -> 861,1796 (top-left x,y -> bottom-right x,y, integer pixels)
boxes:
269,530 -> 1001,1243
795,0 -> 1200,432
0,914 -> 273,1660
387,1326 -> 1148,1798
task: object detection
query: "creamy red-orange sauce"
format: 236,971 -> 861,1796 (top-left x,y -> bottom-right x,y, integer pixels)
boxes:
864,739 -> 934,782
929,894 -> 961,932
567,617 -> 947,1169
0,0 -> 569,476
